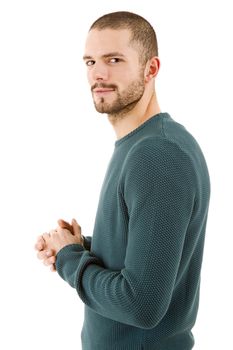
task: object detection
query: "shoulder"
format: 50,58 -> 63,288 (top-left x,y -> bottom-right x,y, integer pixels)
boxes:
119,136 -> 196,204
119,135 -> 197,195
126,136 -> 193,168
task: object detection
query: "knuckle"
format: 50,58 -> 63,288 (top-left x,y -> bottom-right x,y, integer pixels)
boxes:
48,256 -> 55,264
43,258 -> 50,266
46,250 -> 52,257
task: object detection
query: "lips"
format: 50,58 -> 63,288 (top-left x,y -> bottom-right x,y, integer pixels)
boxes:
93,88 -> 115,92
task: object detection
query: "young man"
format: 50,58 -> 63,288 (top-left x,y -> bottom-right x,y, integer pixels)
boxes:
35,11 -> 210,350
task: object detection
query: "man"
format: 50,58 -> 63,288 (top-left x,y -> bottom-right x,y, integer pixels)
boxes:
35,11 -> 210,350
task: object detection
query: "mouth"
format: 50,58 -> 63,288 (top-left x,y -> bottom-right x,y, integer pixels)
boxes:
93,88 -> 115,95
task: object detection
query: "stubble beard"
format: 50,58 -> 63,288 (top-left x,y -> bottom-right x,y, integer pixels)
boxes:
92,75 -> 145,120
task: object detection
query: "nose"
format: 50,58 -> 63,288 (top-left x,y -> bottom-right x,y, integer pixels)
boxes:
91,62 -> 109,81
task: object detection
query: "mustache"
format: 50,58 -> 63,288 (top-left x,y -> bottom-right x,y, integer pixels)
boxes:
91,83 -> 117,91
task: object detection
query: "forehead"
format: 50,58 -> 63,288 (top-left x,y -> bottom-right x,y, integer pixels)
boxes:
84,29 -> 138,59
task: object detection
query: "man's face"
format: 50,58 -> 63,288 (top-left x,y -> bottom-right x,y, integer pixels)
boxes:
83,29 -> 145,116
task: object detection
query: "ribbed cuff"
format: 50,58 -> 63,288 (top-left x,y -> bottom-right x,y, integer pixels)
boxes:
55,244 -> 84,287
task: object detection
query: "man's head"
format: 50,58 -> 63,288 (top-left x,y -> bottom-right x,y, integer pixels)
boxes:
89,11 -> 158,66
83,11 -> 160,118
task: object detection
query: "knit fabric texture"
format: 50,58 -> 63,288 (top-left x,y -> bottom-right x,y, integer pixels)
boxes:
56,112 -> 210,350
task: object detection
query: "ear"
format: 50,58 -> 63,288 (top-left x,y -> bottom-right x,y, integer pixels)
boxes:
144,56 -> 160,82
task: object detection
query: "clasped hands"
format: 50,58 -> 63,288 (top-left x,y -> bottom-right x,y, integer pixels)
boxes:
34,218 -> 84,271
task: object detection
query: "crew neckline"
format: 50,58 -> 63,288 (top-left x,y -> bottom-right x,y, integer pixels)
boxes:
115,112 -> 170,147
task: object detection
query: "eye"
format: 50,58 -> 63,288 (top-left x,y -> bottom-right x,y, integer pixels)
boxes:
109,58 -> 120,64
86,60 -> 95,66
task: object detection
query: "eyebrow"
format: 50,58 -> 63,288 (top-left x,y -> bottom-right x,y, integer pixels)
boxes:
83,52 -> 126,60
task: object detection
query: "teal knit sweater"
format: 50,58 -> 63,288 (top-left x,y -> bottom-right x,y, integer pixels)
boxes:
56,112 -> 210,350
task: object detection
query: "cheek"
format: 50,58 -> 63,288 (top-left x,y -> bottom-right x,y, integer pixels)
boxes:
86,68 -> 95,85
117,67 -> 139,83
87,72 -> 92,85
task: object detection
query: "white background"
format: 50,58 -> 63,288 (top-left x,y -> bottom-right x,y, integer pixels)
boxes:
0,0 -> 232,349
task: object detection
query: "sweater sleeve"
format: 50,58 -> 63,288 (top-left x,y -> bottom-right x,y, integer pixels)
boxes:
56,138 -> 196,329
83,235 -> 92,251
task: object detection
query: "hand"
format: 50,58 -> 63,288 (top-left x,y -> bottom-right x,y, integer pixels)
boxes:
44,218 -> 83,255
35,235 -> 57,271
35,219 -> 84,272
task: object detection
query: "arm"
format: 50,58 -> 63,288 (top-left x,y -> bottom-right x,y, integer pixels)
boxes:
56,138 -> 196,328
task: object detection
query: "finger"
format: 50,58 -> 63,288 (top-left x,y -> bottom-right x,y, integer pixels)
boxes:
43,256 -> 56,266
45,250 -> 54,257
37,249 -> 53,260
50,264 -> 56,272
42,232 -> 51,242
58,219 -> 74,235
57,219 -> 70,228
48,229 -> 57,236
37,250 -> 47,260
34,235 -> 46,251
72,218 -> 81,237
34,241 -> 43,251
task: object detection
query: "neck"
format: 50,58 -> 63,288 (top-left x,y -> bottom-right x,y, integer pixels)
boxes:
108,89 -> 161,140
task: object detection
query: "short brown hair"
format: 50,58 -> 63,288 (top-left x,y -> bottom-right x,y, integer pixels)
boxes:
89,11 -> 158,65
